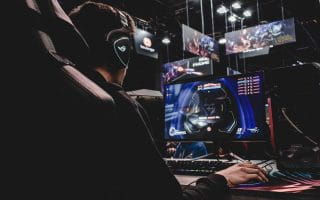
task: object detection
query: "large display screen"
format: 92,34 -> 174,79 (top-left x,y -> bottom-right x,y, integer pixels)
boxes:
164,72 -> 268,141
182,24 -> 220,62
163,56 -> 213,84
225,18 -> 296,55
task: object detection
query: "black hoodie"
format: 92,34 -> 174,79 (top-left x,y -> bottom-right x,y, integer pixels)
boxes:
88,71 -> 229,200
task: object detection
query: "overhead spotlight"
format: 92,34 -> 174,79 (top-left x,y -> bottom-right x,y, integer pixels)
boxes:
243,10 -> 252,17
228,15 -> 237,23
162,37 -> 171,45
218,38 -> 227,45
232,2 -> 241,9
217,5 -> 228,14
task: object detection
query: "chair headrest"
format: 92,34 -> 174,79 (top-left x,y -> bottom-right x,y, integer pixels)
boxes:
25,0 -> 90,68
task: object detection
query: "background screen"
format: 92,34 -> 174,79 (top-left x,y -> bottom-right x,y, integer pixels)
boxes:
182,24 -> 220,62
225,18 -> 296,55
163,56 -> 213,84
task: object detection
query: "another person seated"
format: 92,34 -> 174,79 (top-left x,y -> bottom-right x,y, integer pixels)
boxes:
69,2 -> 269,200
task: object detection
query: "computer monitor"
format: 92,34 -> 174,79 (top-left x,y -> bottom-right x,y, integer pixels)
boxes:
164,72 -> 268,141
163,56 -> 213,85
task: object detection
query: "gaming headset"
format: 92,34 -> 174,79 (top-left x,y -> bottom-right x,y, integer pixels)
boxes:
101,11 -> 132,70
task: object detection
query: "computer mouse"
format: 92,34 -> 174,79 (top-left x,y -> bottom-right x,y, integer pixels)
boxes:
238,173 -> 272,187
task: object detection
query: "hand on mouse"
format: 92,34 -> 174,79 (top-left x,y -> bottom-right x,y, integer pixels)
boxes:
215,162 -> 269,187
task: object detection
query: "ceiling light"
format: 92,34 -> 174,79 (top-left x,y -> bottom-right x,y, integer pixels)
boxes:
218,38 -> 227,44
228,15 -> 237,23
217,5 -> 228,14
232,2 -> 241,9
162,37 -> 171,45
243,10 -> 252,17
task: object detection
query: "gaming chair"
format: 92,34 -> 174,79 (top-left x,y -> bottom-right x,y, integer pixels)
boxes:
7,0 -> 116,199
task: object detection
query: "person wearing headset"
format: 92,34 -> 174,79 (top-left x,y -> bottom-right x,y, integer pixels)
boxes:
69,2 -> 269,200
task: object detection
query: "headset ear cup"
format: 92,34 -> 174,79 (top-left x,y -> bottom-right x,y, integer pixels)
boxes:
103,39 -> 130,70
103,30 -> 132,70
104,40 -> 120,69
113,37 -> 131,67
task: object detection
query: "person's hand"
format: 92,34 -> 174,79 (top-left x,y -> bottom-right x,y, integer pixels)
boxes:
215,162 -> 269,187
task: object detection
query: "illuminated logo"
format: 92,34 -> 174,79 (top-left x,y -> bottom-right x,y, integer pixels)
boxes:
169,127 -> 186,136
143,37 -> 152,47
169,127 -> 176,136
117,46 -> 127,52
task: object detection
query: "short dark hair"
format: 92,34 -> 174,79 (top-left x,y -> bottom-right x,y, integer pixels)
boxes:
69,1 -> 135,69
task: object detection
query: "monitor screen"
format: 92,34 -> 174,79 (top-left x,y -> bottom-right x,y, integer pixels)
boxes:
163,56 -> 213,85
164,72 -> 268,141
182,24 -> 220,62
225,18 -> 296,55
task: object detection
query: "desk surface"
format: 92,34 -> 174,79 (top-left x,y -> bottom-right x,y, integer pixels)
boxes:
177,175 -> 319,200
174,160 -> 320,200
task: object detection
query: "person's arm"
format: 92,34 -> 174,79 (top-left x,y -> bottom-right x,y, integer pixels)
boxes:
181,162 -> 269,200
182,174 -> 228,200
116,93 -> 268,200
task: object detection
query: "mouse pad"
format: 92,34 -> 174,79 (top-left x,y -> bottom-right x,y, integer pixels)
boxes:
233,171 -> 320,195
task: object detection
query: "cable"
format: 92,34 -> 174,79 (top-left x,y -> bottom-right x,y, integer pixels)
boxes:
241,19 -> 246,74
256,160 -> 271,165
229,152 -> 247,162
260,162 -> 275,168
261,162 -> 274,173
280,0 -> 285,20
190,152 -> 216,161
281,108 -> 319,147
281,108 -> 303,134
200,0 -> 205,33
210,0 -> 215,38
264,150 -> 278,159
166,44 -> 170,62
186,0 -> 189,26
256,0 -> 260,23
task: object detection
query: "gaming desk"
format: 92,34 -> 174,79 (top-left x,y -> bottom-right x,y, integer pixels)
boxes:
176,161 -> 320,200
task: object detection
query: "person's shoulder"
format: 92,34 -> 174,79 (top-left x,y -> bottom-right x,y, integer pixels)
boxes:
104,84 -> 140,110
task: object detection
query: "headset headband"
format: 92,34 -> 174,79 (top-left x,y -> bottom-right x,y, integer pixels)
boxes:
106,10 -> 130,41
119,11 -> 129,28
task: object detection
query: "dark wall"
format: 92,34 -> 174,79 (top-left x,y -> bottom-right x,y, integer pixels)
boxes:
268,64 -> 320,149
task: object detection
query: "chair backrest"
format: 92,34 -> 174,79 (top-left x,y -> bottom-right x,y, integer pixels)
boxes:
7,0 -> 116,198
32,0 -> 91,68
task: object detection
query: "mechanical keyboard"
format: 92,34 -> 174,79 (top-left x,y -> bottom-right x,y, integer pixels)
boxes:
164,158 -> 235,176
